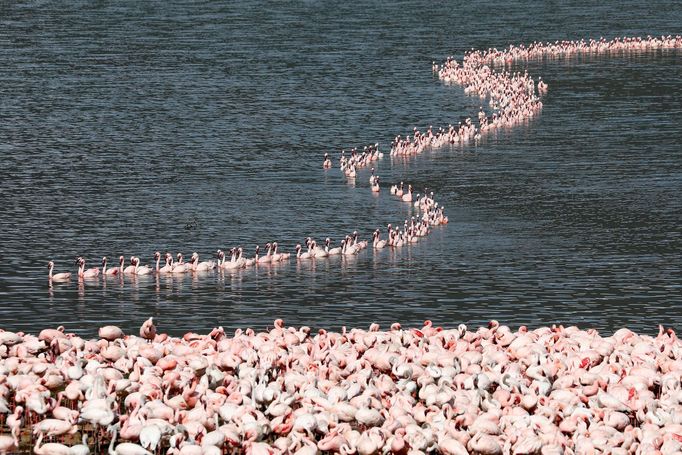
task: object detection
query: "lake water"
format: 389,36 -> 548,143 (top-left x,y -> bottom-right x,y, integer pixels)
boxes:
0,1 -> 680,337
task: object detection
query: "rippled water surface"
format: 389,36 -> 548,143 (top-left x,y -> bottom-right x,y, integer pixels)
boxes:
0,1 -> 680,337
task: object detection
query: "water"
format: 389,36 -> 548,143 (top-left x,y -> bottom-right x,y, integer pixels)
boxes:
0,1 -> 680,338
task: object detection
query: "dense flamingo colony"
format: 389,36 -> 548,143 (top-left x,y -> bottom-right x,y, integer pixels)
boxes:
2,319 -> 682,454
13,33 -> 682,453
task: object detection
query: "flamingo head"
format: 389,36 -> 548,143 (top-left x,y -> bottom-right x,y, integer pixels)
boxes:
326,238 -> 331,245
295,244 -> 301,252
255,245 -> 260,253
48,261 -> 54,269
154,252 -> 160,260
102,257 -> 107,265
119,256 -> 125,265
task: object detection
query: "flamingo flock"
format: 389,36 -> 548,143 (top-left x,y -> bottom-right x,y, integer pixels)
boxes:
23,33 -> 682,453
48,185 -> 448,283
1,319 -> 682,454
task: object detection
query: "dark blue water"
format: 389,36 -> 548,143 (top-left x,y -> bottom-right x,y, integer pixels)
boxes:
0,1 -> 680,337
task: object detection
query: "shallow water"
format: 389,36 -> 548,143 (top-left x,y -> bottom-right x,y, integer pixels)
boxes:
0,1 -> 680,337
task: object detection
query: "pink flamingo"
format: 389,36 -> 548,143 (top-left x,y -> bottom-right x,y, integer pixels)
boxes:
76,257 -> 100,278
122,256 -> 136,275
157,252 -> 173,274
47,261 -> 71,282
102,257 -> 119,276
373,230 -> 387,249
295,243 -> 313,260
133,257 -> 152,275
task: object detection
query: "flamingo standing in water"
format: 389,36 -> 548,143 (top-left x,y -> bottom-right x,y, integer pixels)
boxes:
371,176 -> 380,192
369,168 -> 377,185
156,252 -> 173,274
256,244 -> 272,264
220,249 -> 239,270
373,230 -> 387,249
102,257 -> 119,276
342,238 -> 359,256
170,254 -> 188,274
295,244 -> 313,260
76,257 -> 100,278
273,242 -> 290,261
241,247 -> 256,267
133,257 -> 152,275
122,256 -> 136,275
190,252 -> 215,272
310,240 -> 328,258
326,238 -> 343,255
323,153 -> 332,169
270,243 -> 283,262
47,261 -> 71,282
402,184 -> 413,202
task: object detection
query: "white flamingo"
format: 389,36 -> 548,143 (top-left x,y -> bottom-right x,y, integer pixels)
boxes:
48,261 -> 71,282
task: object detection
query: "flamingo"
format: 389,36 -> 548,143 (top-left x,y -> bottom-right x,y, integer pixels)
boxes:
133,257 -> 152,275
402,184 -> 413,202
371,176 -> 380,192
140,317 -> 156,341
396,182 -> 404,197
48,261 -> 71,282
270,242 -> 283,262
295,244 -> 313,260
122,256 -> 136,275
326,238 -> 343,256
342,239 -> 359,256
76,257 -> 100,278
256,244 -> 272,264
102,257 -> 119,276
273,242 -> 290,261
242,247 -> 256,267
190,252 -> 215,272
108,425 -> 153,455
33,433 -> 72,455
369,168 -> 377,185
171,254 -> 188,274
310,240 -> 328,258
221,249 -> 240,270
352,231 -> 368,249
157,252 -> 173,274
373,230 -> 387,249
